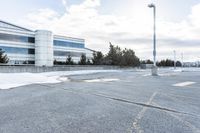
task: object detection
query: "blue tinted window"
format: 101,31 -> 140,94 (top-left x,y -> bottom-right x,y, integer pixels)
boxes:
0,46 -> 35,55
54,40 -> 84,48
0,33 -> 35,43
9,60 -> 35,65
54,51 -> 85,57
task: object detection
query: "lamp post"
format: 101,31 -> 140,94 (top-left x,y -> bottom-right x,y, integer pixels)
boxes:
174,50 -> 176,69
181,53 -> 184,68
148,3 -> 158,76
197,57 -> 200,68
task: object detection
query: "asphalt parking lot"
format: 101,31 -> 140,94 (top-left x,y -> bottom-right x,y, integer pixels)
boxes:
0,69 -> 200,133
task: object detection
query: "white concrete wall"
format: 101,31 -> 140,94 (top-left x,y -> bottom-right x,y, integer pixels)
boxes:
35,30 -> 53,66
85,49 -> 93,60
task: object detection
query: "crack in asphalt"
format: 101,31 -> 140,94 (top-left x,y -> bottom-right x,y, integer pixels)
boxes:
128,92 -> 158,133
92,93 -> 199,117
153,102 -> 200,133
35,83 -> 200,118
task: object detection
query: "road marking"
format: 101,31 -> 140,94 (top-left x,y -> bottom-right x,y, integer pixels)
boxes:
159,73 -> 178,76
173,81 -> 196,87
142,74 -> 151,77
129,92 -> 157,133
153,102 -> 200,133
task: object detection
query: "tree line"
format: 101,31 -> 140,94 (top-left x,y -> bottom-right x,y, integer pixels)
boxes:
54,43 -> 140,67
54,54 -> 92,65
141,59 -> 182,67
92,43 -> 140,66
157,59 -> 182,67
0,45 -> 182,67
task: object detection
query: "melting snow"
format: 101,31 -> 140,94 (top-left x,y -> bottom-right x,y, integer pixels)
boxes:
0,70 -> 121,90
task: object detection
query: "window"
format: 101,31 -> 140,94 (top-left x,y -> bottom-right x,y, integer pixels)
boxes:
0,33 -> 35,43
54,51 -> 85,57
0,46 -> 35,55
9,60 -> 35,65
54,40 -> 84,48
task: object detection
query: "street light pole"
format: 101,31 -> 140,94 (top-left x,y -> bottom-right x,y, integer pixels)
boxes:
181,53 -> 183,68
174,50 -> 176,69
153,6 -> 156,67
148,3 -> 158,76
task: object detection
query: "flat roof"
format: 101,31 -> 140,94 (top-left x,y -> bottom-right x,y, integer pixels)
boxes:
0,20 -> 85,42
0,20 -> 33,32
54,35 -> 85,42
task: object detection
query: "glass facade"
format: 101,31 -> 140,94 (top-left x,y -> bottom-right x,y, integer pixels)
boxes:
54,40 -> 84,48
9,60 -> 35,65
0,46 -> 35,55
0,33 -> 35,43
54,51 -> 85,57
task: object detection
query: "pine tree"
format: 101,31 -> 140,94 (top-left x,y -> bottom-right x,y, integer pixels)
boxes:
86,59 -> 91,65
106,42 -> 122,65
66,55 -> 74,65
79,54 -> 87,65
120,48 -> 140,66
0,49 -> 9,63
92,51 -> 104,65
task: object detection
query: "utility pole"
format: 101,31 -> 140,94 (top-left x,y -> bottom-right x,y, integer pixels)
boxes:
148,3 -> 158,76
181,53 -> 183,68
174,50 -> 176,69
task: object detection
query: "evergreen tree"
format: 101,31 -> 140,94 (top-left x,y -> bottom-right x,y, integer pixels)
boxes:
106,42 -> 122,65
157,59 -> 181,67
92,51 -> 104,65
104,43 -> 140,67
79,54 -> 87,65
146,60 -> 153,64
120,48 -> 140,66
140,59 -> 153,64
86,59 -> 91,65
54,59 -> 57,65
176,61 -> 182,67
66,55 -> 74,65
0,49 -> 9,63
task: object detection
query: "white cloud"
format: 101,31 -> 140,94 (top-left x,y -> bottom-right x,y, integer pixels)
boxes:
19,0 -> 200,61
62,0 -> 68,11
23,8 -> 60,30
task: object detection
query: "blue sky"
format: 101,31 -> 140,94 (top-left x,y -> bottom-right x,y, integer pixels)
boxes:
0,0 -> 200,61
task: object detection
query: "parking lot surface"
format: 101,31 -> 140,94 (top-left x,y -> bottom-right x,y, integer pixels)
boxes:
0,69 -> 200,133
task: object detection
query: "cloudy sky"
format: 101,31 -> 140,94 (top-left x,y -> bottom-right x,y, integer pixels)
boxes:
0,0 -> 200,61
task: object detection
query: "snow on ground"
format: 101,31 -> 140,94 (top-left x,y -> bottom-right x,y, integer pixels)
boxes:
161,67 -> 200,72
84,78 -> 120,83
0,70 -> 121,90
40,70 -> 120,77
0,68 -> 199,90
182,68 -> 200,72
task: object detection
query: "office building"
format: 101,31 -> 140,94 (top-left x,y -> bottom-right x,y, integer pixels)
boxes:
0,20 -> 93,66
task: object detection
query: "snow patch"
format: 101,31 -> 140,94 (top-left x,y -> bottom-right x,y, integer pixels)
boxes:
0,70 -> 121,90
173,81 -> 196,87
84,78 -> 119,83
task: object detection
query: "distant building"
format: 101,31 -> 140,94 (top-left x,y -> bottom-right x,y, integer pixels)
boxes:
0,20 -> 93,66
183,62 -> 199,67
140,64 -> 153,69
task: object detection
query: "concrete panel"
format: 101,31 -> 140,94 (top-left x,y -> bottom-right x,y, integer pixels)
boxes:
35,30 -> 53,67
